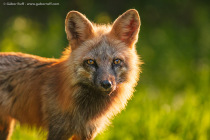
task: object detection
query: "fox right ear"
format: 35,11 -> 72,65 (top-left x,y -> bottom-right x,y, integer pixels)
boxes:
65,11 -> 94,49
110,9 -> 141,47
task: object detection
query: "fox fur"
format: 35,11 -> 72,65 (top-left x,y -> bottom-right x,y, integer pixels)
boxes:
0,9 -> 142,140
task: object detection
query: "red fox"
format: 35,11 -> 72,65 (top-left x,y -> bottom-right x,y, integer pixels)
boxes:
0,9 -> 142,140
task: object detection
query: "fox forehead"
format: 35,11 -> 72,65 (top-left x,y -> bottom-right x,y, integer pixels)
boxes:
85,41 -> 117,60
78,39 -> 127,64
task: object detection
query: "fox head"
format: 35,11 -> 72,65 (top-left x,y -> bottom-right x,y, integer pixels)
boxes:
63,9 -> 141,96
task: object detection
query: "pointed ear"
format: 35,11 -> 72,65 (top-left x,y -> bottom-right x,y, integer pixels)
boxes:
65,11 -> 94,49
110,9 -> 141,47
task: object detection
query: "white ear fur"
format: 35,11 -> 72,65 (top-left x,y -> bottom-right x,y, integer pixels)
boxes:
110,9 -> 141,46
65,11 -> 94,49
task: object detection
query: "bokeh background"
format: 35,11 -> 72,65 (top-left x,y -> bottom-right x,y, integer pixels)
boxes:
0,0 -> 210,139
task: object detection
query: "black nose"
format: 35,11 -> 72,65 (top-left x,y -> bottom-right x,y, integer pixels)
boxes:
100,80 -> 112,90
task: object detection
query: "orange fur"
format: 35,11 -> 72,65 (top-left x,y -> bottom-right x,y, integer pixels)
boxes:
0,9 -> 142,140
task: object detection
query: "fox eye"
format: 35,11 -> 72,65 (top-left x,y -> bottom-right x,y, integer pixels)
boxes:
86,59 -> 95,65
113,59 -> 121,65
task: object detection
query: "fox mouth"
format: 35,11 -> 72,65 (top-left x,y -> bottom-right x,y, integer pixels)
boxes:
78,82 -> 116,95
100,90 -> 114,96
98,85 -> 116,95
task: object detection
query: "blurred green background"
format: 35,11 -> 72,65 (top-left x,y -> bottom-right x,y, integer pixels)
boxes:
0,0 -> 210,140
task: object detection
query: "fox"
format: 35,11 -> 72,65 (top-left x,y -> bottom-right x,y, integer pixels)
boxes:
0,9 -> 142,140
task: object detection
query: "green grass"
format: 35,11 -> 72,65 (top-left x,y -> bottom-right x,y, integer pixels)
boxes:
11,86 -> 210,140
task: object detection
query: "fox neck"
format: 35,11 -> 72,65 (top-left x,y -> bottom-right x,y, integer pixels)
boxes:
72,84 -> 115,120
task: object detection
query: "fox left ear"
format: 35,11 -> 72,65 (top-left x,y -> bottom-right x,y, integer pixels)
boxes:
110,9 -> 141,47
65,11 -> 94,49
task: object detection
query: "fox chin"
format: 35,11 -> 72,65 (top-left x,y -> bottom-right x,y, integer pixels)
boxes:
0,9 -> 142,140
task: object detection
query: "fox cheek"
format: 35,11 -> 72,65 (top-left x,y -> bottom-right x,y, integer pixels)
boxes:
76,67 -> 94,84
114,67 -> 128,83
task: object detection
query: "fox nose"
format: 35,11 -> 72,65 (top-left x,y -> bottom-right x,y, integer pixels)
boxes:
100,80 -> 112,90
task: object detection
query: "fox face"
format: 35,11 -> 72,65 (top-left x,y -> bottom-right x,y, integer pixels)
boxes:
64,9 -> 141,96
76,41 -> 130,94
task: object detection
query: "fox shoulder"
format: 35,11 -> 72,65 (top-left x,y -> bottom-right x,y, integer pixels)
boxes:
0,52 -> 57,71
